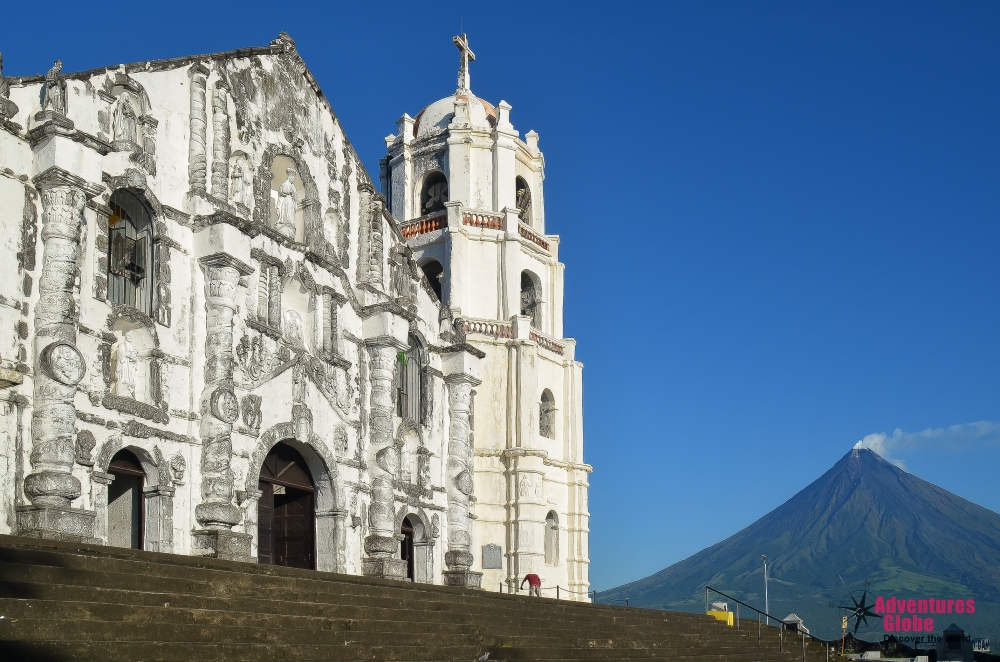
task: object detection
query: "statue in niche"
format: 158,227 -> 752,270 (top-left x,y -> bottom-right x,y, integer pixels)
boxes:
274,167 -> 298,239
283,309 -> 305,349
230,157 -> 253,209
111,331 -> 138,399
113,91 -> 138,146
42,60 -> 66,115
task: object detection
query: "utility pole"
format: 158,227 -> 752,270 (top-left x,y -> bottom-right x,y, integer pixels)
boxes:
761,555 -> 769,625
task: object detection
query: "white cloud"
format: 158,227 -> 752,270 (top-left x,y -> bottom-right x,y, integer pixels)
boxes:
855,421 -> 1000,469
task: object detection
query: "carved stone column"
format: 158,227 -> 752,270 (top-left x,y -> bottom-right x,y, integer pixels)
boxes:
193,253 -> 254,562
210,80 -> 230,200
17,175 -> 97,541
362,342 -> 407,579
188,63 -> 209,193
443,378 -> 482,587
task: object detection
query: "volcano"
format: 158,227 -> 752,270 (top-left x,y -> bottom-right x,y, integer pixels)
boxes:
602,448 -> 1000,643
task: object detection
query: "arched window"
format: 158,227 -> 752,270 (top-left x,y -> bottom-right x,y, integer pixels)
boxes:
539,389 -> 555,439
396,334 -> 424,421
107,449 -> 145,550
515,176 -> 532,225
520,271 -> 541,328
108,189 -> 153,314
420,171 -> 448,216
421,260 -> 444,302
545,510 -> 559,565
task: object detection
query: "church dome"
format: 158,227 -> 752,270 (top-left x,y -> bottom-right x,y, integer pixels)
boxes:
412,92 -> 496,140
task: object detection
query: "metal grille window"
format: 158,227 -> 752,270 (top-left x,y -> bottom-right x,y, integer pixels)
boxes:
107,190 -> 153,315
395,335 -> 423,421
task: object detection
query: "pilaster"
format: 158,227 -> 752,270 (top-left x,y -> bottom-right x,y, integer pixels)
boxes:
193,252 -> 254,562
17,168 -> 102,541
188,63 -> 209,194
442,345 -> 483,588
362,343 -> 407,580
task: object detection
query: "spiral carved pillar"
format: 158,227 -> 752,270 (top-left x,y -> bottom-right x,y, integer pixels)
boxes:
188,63 -> 209,193
362,342 -> 407,579
443,377 -> 483,588
17,175 -> 97,541
192,253 -> 254,561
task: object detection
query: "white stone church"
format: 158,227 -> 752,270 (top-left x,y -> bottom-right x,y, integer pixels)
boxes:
0,34 -> 590,597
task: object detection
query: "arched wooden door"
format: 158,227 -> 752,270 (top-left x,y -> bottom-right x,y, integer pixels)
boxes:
400,516 -> 416,581
107,449 -> 144,550
258,442 -> 315,569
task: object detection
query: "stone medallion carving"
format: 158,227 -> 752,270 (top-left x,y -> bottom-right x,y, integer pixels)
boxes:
40,341 -> 86,385
211,388 -> 239,423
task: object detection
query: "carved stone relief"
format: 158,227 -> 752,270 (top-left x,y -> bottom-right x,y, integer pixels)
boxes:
169,454 -> 186,484
75,430 -> 96,467
241,394 -> 262,433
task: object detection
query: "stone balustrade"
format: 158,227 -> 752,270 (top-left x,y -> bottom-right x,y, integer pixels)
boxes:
518,222 -> 550,251
459,318 -> 514,340
530,329 -> 565,355
400,210 -> 447,239
462,210 -> 504,230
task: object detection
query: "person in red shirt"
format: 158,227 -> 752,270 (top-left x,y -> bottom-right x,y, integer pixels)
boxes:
520,573 -> 541,597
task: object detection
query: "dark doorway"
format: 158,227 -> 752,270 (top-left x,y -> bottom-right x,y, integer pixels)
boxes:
258,442 -> 316,569
401,516 -> 416,581
108,449 -> 144,550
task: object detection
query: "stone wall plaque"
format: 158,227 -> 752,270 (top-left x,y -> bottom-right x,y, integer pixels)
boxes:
482,543 -> 503,570
40,342 -> 86,385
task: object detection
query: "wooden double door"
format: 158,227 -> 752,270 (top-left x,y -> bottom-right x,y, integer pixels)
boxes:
257,443 -> 315,570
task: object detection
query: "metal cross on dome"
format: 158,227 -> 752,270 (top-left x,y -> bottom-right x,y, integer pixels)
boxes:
453,33 -> 475,92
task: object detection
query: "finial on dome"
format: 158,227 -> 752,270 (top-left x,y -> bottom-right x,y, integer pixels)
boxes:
453,33 -> 475,93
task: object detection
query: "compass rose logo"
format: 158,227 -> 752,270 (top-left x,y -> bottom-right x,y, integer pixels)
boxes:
836,581 -> 884,635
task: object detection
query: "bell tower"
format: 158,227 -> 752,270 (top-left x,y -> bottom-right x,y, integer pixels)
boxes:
380,35 -> 590,600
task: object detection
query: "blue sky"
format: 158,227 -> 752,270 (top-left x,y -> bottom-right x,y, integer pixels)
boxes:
3,1 -> 998,591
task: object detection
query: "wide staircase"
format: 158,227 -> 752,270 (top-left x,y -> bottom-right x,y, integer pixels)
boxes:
0,535 -> 837,662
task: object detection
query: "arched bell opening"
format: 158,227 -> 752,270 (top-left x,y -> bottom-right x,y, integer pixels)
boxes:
258,442 -> 316,570
419,170 -> 448,216
107,449 -> 145,550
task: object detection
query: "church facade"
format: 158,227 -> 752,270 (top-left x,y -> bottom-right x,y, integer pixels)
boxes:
0,34 -> 589,597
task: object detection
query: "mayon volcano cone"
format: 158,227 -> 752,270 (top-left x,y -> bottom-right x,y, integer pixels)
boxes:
604,448 -> 1000,643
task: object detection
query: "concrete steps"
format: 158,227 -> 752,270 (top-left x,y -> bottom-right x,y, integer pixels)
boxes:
0,535 -> 840,662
